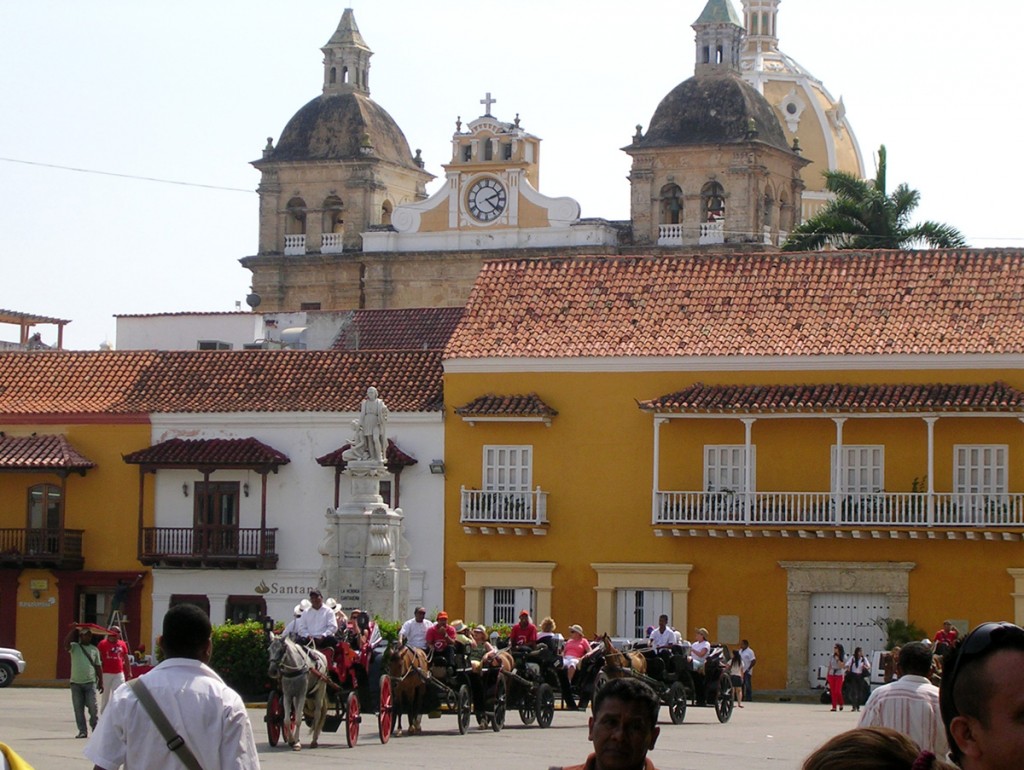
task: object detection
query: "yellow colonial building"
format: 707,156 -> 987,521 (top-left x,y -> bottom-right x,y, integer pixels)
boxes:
442,250 -> 1024,691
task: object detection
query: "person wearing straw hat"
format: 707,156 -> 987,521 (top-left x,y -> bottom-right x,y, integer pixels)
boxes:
564,625 -> 592,684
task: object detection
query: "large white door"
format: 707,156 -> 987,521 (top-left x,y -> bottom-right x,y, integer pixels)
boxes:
808,592 -> 889,687
616,589 -> 672,640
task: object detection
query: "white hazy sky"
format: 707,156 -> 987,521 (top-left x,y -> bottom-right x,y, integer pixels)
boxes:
1,1 -> 1020,350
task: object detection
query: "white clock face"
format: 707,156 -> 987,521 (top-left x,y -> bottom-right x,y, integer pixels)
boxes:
467,178 -> 507,222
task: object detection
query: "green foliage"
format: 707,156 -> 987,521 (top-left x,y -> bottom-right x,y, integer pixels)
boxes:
489,622 -> 512,640
783,144 -> 967,251
873,616 -> 928,650
374,617 -> 401,642
209,620 -> 272,699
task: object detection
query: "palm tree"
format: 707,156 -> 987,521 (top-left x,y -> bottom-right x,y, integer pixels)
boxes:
783,145 -> 966,251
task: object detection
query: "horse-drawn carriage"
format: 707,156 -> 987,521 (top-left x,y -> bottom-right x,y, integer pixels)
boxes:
266,634 -> 389,750
382,641 -> 478,736
594,635 -> 734,724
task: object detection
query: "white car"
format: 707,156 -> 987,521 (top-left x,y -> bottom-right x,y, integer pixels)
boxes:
0,647 -> 26,687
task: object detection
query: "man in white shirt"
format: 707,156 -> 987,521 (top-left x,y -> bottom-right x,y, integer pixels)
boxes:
739,639 -> 756,702
84,604 -> 259,770
859,642 -> 947,758
295,588 -> 338,650
400,606 -> 430,650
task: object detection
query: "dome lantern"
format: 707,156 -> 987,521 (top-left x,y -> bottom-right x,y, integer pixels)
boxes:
322,8 -> 372,97
692,0 -> 744,76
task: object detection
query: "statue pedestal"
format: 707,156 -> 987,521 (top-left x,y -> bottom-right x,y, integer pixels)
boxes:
319,460 -> 410,620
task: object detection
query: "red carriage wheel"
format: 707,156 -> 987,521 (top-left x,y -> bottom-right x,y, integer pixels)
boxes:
265,690 -> 283,747
378,675 -> 393,744
346,690 -> 361,747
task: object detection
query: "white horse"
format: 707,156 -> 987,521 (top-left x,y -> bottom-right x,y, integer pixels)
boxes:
268,634 -> 329,750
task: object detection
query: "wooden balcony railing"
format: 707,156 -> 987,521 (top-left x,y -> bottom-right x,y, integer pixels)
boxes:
654,491 -> 1024,528
460,487 -> 548,526
140,527 -> 278,568
0,528 -> 84,569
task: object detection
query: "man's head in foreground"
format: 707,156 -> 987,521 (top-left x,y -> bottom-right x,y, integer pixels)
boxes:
589,678 -> 660,770
940,621 -> 1024,769
158,604 -> 213,662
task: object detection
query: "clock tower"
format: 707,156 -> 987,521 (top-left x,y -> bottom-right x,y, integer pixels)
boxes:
362,96 -> 618,252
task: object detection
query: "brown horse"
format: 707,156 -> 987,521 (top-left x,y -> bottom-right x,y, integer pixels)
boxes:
600,633 -> 647,677
387,642 -> 429,736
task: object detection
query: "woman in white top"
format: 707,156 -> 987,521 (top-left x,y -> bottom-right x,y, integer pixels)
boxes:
690,627 -> 711,671
845,646 -> 871,712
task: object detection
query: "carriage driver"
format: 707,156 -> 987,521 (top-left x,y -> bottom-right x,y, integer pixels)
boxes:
426,611 -> 457,669
649,615 -> 677,662
295,589 -> 338,650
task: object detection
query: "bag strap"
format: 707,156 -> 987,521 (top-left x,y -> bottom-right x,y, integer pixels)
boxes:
127,678 -> 204,770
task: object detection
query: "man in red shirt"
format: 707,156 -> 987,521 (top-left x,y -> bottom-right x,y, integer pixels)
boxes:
97,626 -> 132,713
509,610 -> 538,648
934,621 -> 960,654
426,611 -> 457,668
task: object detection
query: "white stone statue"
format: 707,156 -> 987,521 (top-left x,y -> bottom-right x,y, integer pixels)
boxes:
343,386 -> 389,463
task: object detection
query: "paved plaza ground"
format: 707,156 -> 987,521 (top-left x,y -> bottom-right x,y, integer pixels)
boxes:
0,686 -> 870,770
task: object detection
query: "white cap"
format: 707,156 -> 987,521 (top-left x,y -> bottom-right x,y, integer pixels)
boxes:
300,599 -> 312,611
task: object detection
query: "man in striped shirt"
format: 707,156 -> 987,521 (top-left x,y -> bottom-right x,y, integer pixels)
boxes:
858,642 -> 947,757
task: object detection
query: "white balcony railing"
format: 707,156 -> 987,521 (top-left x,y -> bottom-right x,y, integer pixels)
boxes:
762,225 -> 773,245
657,223 -> 684,246
698,220 -> 724,245
321,232 -> 344,253
460,486 -> 548,526
654,491 -> 1024,528
777,230 -> 789,247
284,234 -> 307,255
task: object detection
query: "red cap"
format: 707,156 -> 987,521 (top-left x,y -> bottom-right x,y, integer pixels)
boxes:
519,609 -> 530,617
436,611 -> 448,620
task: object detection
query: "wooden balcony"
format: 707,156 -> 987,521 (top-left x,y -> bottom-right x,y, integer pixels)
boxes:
654,491 -> 1024,528
140,527 -> 278,568
0,528 -> 84,569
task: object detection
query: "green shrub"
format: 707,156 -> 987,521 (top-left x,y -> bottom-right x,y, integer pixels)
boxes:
209,620 -> 272,699
873,617 -> 928,650
374,617 -> 401,642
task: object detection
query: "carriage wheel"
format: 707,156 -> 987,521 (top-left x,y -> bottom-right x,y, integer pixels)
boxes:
518,692 -> 537,725
535,683 -> 555,728
491,676 -> 506,732
346,691 -> 361,747
715,673 -> 734,723
668,682 -> 687,725
265,690 -> 283,747
377,675 -> 393,744
457,684 -> 472,735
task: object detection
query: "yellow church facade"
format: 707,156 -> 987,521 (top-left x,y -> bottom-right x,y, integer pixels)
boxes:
441,251 -> 1024,691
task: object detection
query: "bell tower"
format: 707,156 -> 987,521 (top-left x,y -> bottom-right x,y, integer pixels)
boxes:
693,0 -> 744,76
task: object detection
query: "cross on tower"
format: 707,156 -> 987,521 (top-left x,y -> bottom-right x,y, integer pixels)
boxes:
480,92 -> 497,116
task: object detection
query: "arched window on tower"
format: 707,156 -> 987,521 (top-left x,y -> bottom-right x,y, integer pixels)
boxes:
381,200 -> 393,226
322,196 -> 344,233
329,67 -> 337,85
701,182 -> 726,222
286,197 -> 307,235
342,66 -> 349,84
659,184 -> 683,225
763,186 -> 775,228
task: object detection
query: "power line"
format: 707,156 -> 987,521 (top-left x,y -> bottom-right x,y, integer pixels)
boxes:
0,156 -> 254,193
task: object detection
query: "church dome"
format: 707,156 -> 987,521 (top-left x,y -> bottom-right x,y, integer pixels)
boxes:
268,92 -> 421,170
637,71 -> 790,152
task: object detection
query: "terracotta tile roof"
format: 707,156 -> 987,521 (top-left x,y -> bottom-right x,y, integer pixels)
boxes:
639,382 -> 1024,413
123,437 -> 289,468
0,434 -> 95,471
316,439 -> 418,471
454,393 -> 558,418
332,307 -> 464,351
0,350 -> 443,415
445,250 -> 1024,358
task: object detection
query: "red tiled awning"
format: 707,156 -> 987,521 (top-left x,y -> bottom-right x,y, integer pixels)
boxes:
123,438 -> 290,471
454,393 -> 558,419
0,434 -> 95,473
639,382 -> 1024,414
316,439 -> 417,473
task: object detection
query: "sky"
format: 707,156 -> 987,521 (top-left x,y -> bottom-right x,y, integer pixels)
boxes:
1,1 -> 1021,350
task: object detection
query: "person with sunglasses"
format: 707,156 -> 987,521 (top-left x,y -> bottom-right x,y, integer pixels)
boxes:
939,621 -> 1024,769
